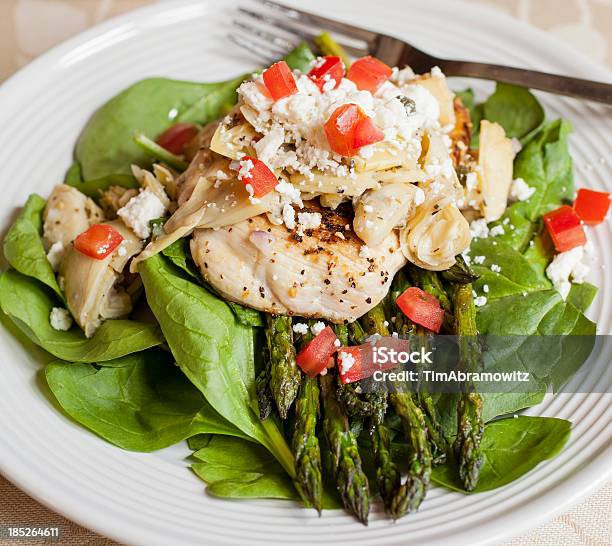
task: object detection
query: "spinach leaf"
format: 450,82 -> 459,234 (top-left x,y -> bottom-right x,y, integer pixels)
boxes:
0,270 -> 162,361
478,119 -> 573,253
75,43 -> 315,180
75,77 -> 244,180
283,41 -> 317,72
161,239 -> 263,327
470,239 -> 550,301
481,83 -> 545,143
3,194 -> 62,297
161,238 -> 201,280
176,75 -> 246,125
566,282 -> 598,313
46,349 -> 247,451
481,391 -> 545,423
192,436 -> 299,500
227,302 -> 264,328
67,174 -> 138,200
139,255 -> 294,475
512,119 -> 574,219
64,161 -> 82,184
431,416 -> 571,493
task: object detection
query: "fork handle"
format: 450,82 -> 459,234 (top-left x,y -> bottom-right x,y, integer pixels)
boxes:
440,60 -> 612,105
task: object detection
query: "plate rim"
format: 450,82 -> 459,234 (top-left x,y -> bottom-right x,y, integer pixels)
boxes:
0,1 -> 610,545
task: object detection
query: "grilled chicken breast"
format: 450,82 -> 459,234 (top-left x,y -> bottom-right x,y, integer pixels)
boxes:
190,203 -> 406,323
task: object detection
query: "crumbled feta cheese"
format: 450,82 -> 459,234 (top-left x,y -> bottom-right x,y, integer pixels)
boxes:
46,241 -> 64,271
297,211 -> 322,231
483,284 -> 489,293
473,255 -> 486,265
430,66 -> 444,78
339,351 -> 356,374
117,189 -> 166,239
474,296 -> 487,307
465,172 -> 478,193
254,127 -> 285,164
117,242 -> 127,257
275,180 -> 302,203
469,219 -> 490,239
282,203 -> 296,229
490,264 -> 501,273
414,187 -> 425,206
401,84 -> 440,122
545,244 -> 592,300
238,158 -> 255,179
215,170 -> 229,181
489,224 -> 505,237
334,339 -> 342,348
49,307 -> 72,331
359,245 -> 371,258
237,66 -> 434,181
292,322 -> 309,335
311,321 -> 326,336
510,177 -> 536,201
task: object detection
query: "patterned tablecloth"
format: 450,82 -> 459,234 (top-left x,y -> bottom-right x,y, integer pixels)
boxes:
0,1 -> 610,545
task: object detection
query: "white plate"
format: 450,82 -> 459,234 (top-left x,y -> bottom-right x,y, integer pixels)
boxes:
0,1 -> 610,544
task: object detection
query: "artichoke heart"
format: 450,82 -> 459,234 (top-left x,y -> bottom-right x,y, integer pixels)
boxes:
43,184 -> 103,249
60,220 -> 142,337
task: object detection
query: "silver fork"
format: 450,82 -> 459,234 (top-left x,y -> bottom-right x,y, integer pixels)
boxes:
231,0 -> 612,105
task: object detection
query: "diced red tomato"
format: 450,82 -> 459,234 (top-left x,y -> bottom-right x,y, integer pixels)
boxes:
573,188 -> 611,225
296,326 -> 339,377
236,156 -> 278,197
543,205 -> 587,252
338,343 -> 400,384
347,56 -> 392,93
262,60 -> 298,101
352,116 -> 384,149
74,224 -> 124,260
155,123 -> 199,155
324,104 -> 384,157
308,56 -> 345,91
396,287 -> 445,333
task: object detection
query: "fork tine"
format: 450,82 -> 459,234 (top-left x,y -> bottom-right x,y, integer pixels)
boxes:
237,7 -> 369,57
233,19 -> 297,52
228,34 -> 282,65
253,0 -> 377,43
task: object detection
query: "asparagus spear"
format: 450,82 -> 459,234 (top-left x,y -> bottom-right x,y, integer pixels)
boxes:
411,328 -> 449,465
388,391 -> 432,517
348,320 -> 366,345
314,32 -> 352,68
389,269 -> 415,336
255,362 -> 273,421
266,315 -> 301,419
360,304 -> 390,337
332,323 -> 349,346
292,375 -> 323,512
451,283 -> 484,491
336,382 -> 388,419
370,417 -> 400,513
408,265 -> 452,313
320,374 -> 370,524
291,328 -> 323,512
442,254 -> 480,284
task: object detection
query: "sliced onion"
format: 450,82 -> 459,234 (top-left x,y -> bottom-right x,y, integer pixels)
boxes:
249,230 -> 276,254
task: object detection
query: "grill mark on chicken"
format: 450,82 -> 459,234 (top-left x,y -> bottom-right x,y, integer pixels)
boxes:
190,202 -> 406,323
